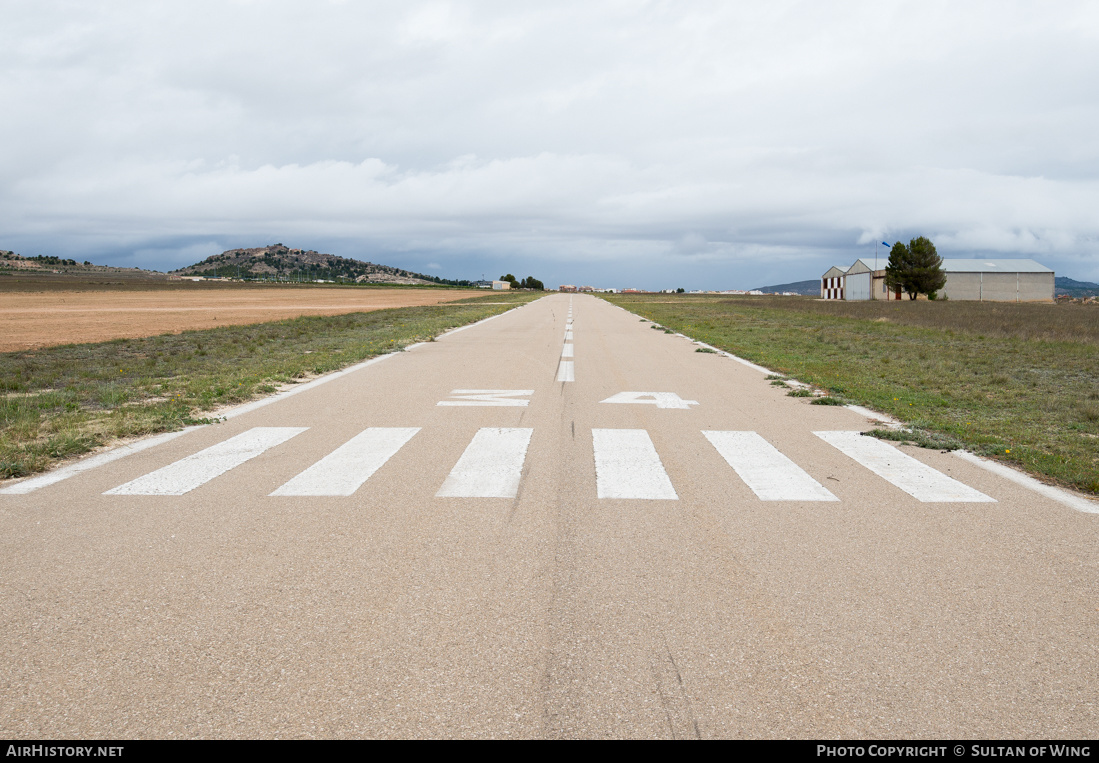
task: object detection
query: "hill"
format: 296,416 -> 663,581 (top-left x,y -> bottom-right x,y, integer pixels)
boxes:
171,244 -> 466,286
751,278 -> 819,296
1055,276 -> 1099,298
0,249 -> 165,280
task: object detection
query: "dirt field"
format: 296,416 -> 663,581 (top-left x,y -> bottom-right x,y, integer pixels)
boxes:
0,284 -> 473,352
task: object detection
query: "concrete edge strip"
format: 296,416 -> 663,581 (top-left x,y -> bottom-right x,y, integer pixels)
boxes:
953,451 -> 1099,515
1,300 -> 534,495
607,298 -> 1096,514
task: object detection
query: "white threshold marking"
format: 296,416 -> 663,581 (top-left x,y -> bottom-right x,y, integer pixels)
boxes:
105,427 -> 307,496
954,451 -> 1098,514
703,431 -> 837,501
592,429 -> 678,499
601,391 -> 698,409
561,344 -> 574,358
815,431 -> 995,503
557,360 -> 575,382
438,389 -> 534,407
0,428 -> 196,495
436,428 -> 533,498
271,427 -> 420,496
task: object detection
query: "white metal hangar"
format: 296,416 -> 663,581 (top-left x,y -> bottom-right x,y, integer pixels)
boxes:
820,258 -> 1054,302
938,259 -> 1054,302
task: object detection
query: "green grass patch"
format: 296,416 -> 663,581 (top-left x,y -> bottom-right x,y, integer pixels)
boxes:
601,294 -> 1099,496
0,295 -> 542,480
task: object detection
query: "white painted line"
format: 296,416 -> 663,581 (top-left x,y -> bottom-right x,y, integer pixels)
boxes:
436,309 -> 511,338
601,391 -> 698,410
561,344 -> 574,358
844,404 -> 904,428
437,390 -> 534,407
954,451 -> 1098,514
556,360 -> 575,382
564,330 -> 574,341
703,431 -> 838,501
0,428 -> 197,495
271,427 -> 420,497
105,427 -> 307,496
436,428 -> 533,498
815,431 -> 995,503
692,342 -> 773,375
592,429 -> 678,500
221,352 -> 402,421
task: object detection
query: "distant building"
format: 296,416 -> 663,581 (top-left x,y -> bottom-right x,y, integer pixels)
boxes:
821,266 -> 849,300
820,258 -> 1053,302
559,284 -> 577,292
492,280 -> 511,290
939,259 -> 1054,302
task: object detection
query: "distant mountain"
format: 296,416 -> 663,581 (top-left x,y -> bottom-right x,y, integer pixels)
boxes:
171,244 -> 466,286
1055,276 -> 1099,298
750,278 -> 819,296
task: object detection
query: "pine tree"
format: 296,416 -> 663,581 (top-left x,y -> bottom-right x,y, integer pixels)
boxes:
885,237 -> 946,299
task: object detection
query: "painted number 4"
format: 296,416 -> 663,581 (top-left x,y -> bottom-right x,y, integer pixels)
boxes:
600,391 -> 699,409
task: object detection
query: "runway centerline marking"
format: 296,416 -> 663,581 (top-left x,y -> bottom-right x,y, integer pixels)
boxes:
270,427 -> 420,496
436,427 -> 534,498
556,360 -> 575,382
561,344 -> 574,358
600,391 -> 699,410
105,427 -> 307,496
815,430 -> 996,503
703,431 -> 838,501
592,429 -> 678,500
437,390 -> 534,407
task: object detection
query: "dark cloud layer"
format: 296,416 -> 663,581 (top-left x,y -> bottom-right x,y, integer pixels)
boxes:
3,1 -> 1097,288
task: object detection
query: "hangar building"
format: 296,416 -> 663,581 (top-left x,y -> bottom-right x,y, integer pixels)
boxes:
821,258 -> 1054,302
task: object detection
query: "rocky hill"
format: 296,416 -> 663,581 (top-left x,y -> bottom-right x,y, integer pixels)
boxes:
1055,276 -> 1099,298
171,244 -> 462,285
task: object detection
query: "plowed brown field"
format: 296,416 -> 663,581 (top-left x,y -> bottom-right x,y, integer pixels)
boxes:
1,286 -> 472,352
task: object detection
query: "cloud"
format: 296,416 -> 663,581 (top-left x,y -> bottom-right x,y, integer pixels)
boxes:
2,1 -> 1098,286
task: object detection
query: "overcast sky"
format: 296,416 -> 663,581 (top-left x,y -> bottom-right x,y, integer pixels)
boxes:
3,1 -> 1098,289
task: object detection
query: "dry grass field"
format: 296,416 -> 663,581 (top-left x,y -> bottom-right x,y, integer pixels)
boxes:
0,276 -> 474,352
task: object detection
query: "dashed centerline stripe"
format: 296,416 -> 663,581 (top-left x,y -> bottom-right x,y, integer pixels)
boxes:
703,431 -> 837,501
556,360 -> 575,382
592,429 -> 678,500
436,427 -> 534,498
270,427 -> 420,496
561,344 -> 574,358
105,427 -> 307,496
815,430 -> 996,503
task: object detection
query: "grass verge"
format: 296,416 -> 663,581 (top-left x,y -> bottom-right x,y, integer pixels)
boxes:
0,291 -> 541,480
601,294 -> 1099,496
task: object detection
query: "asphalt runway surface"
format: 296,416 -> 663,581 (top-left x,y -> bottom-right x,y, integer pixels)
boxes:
2,294 -> 1096,738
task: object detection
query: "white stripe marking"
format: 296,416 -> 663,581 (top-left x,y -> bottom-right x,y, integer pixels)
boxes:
815,431 -> 995,503
556,360 -> 575,382
437,389 -> 533,407
564,330 -> 573,341
592,429 -> 678,499
105,427 -> 307,496
271,427 -> 420,496
561,344 -> 574,358
703,431 -> 837,501
436,428 -> 533,498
